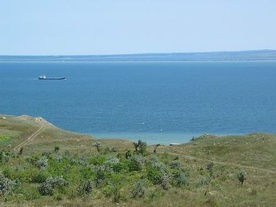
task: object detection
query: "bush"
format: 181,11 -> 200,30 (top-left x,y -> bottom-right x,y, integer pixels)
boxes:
102,184 -> 117,197
104,157 -> 123,172
48,176 -> 68,188
147,156 -> 169,185
131,180 -> 146,198
38,176 -> 68,196
95,166 -> 105,182
89,156 -> 106,166
94,165 -> 113,187
206,162 -> 214,176
160,173 -> 171,190
55,154 -> 63,162
172,171 -> 189,187
0,150 -> 12,163
147,167 -> 163,185
148,157 -> 167,172
237,170 -> 247,185
133,140 -> 147,155
54,146 -> 60,153
0,174 -> 18,196
3,166 -> 34,183
80,166 -> 93,179
35,156 -> 48,169
31,170 -> 49,183
170,160 -> 190,187
128,154 -> 144,172
169,160 -> 182,170
38,181 -> 54,196
196,176 -> 210,187
69,154 -> 89,166
78,180 -> 93,196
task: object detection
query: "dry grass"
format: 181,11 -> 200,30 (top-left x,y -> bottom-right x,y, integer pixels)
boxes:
1,114 -> 276,206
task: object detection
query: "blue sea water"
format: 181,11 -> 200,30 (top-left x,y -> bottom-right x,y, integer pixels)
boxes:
0,61 -> 276,144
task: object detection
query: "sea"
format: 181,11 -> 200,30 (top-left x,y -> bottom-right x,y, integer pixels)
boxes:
0,61 -> 276,144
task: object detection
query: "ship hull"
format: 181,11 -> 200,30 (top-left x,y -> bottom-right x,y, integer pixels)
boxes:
39,77 -> 66,80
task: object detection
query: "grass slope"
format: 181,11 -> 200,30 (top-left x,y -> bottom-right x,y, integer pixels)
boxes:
0,115 -> 275,207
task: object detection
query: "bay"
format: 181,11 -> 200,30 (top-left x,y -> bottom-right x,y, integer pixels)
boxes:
0,61 -> 275,144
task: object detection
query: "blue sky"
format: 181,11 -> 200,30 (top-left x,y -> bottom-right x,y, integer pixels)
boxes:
1,0 -> 276,55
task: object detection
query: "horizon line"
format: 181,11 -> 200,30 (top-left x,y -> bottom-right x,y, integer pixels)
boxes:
0,49 -> 276,57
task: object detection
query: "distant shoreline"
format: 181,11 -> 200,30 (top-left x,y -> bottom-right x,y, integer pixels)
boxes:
1,60 -> 276,64
1,50 -> 276,62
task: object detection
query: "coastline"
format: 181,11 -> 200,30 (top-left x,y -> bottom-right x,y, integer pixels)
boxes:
90,132 -> 246,145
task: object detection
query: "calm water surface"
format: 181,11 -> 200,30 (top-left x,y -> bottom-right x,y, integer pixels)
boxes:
0,61 -> 275,144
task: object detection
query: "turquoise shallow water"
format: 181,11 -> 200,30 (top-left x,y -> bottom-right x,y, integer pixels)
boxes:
0,61 -> 275,144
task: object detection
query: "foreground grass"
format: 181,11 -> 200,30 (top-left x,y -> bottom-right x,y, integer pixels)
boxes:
0,115 -> 276,206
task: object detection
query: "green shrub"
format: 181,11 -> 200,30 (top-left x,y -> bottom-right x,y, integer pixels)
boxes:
146,156 -> 169,186
3,166 -> 35,183
169,160 -> 182,170
133,140 -> 147,155
31,170 -> 50,183
89,156 -> 106,166
196,176 -> 210,187
78,180 -> 93,196
148,157 -> 167,172
147,167 -> 163,185
69,154 -> 89,166
95,166 -> 105,181
104,157 -> 123,173
55,154 -> 63,162
172,171 -> 189,187
128,154 -> 144,172
0,150 -> 9,163
35,156 -> 48,169
170,161 -> 190,187
160,173 -> 171,190
237,170 -> 247,185
38,176 -> 68,196
131,180 -> 146,198
94,165 -> 113,187
47,159 -> 70,177
54,146 -> 60,153
206,162 -> 214,177
80,166 -> 94,179
38,181 -> 54,196
102,184 -> 117,197
0,173 -> 19,196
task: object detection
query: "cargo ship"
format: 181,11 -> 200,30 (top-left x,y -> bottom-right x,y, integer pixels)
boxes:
38,75 -> 66,80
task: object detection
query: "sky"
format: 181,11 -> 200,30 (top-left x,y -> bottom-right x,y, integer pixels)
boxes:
1,0 -> 276,55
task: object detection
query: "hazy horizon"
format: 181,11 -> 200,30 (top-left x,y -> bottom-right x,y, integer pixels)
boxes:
0,49 -> 276,57
1,1 -> 276,55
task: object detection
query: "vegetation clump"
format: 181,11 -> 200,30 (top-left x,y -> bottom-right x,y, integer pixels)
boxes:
38,176 -> 68,196
131,180 -> 146,198
35,156 -> 48,169
237,170 -> 247,185
128,154 -> 145,172
78,180 -> 93,196
0,174 -> 18,196
133,140 -> 147,155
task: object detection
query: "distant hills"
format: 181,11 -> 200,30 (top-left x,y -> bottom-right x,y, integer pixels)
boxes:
1,50 -> 276,62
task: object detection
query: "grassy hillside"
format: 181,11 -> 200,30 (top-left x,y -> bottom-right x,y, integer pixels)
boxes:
0,115 -> 275,206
